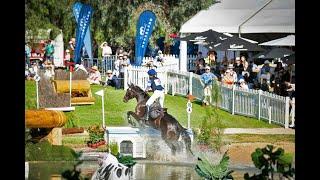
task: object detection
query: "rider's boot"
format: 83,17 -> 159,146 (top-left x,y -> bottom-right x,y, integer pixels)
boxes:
143,105 -> 150,124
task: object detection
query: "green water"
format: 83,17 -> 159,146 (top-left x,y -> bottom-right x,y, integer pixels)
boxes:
27,161 -> 257,179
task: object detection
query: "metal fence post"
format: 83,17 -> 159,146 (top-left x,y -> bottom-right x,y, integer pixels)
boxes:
189,72 -> 193,95
284,96 -> 290,128
258,90 -> 262,120
232,85 -> 235,115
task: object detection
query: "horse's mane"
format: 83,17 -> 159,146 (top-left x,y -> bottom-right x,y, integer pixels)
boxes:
132,85 -> 149,98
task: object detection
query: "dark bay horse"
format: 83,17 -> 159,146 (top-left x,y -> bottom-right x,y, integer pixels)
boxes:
123,83 -> 193,156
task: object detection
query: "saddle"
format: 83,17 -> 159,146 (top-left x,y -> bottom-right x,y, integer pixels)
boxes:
147,101 -> 167,128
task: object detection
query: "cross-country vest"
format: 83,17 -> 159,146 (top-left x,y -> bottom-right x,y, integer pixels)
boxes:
148,77 -> 164,91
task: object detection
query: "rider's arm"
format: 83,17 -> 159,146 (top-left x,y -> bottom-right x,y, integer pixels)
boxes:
145,80 -> 152,91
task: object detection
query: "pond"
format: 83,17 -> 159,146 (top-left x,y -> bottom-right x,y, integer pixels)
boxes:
27,161 -> 259,179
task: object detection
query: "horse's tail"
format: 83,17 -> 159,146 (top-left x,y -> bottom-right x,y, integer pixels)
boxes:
179,126 -> 194,156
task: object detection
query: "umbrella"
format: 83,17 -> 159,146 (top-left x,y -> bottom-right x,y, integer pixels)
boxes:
205,35 -> 265,52
259,35 -> 295,46
252,47 -> 294,59
280,53 -> 295,65
179,29 -> 229,45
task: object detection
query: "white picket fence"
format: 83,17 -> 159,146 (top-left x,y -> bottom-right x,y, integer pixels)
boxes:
124,67 -> 295,128
83,54 -> 197,74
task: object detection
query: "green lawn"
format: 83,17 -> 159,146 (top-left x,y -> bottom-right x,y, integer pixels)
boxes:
25,80 -> 279,128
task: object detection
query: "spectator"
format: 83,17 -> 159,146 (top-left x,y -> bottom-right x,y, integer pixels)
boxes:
64,49 -> 71,66
239,79 -> 249,90
200,65 -> 218,106
43,60 -> 55,79
222,69 -> 234,86
220,56 -> 229,71
234,57 -> 244,77
68,38 -> 76,60
44,39 -> 55,64
260,78 -> 270,92
100,42 -> 113,70
122,52 -> 131,67
241,56 -> 249,71
103,70 -> 120,89
204,51 -> 216,72
285,81 -> 295,99
25,42 -> 31,68
87,66 -> 101,85
75,64 -> 88,75
155,50 -> 165,66
227,64 -> 238,83
247,60 -> 258,81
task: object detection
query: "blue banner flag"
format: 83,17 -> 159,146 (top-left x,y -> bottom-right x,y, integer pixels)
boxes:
73,2 -> 93,61
135,11 -> 156,65
74,4 -> 93,64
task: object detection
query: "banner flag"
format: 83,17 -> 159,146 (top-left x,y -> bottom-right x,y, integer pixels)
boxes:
134,10 -> 156,65
95,90 -> 104,96
73,3 -> 93,64
73,2 -> 93,61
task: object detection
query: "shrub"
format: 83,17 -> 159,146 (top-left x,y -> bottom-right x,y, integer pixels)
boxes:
109,141 -> 119,156
244,145 -> 295,179
195,151 -> 234,180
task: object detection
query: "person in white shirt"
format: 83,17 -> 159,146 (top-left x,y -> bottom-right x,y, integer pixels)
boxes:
87,66 -> 101,85
75,64 -> 88,75
239,79 -> 249,90
100,42 -> 113,70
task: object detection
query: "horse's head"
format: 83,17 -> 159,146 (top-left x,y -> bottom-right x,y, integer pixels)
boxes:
123,83 -> 137,103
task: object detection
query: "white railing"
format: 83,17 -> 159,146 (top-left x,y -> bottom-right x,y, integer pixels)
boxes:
124,66 -> 295,128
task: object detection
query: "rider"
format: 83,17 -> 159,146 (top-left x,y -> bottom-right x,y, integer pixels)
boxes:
143,69 -> 165,121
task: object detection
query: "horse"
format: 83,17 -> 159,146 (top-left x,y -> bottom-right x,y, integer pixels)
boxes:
123,83 -> 193,156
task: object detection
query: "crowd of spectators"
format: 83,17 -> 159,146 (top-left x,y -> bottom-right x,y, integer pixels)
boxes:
194,50 -> 295,99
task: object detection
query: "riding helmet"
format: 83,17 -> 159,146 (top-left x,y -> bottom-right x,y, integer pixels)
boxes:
147,69 -> 157,76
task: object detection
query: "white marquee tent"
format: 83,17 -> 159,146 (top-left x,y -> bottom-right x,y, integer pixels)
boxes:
180,0 -> 295,34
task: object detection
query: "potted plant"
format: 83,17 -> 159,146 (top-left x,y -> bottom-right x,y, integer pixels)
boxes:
86,125 -> 105,148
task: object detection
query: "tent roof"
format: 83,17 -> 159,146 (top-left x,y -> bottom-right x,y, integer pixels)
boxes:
259,35 -> 295,46
180,0 -> 295,34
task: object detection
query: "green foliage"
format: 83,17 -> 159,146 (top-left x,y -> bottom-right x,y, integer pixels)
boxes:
25,140 -> 80,161
87,124 -> 104,143
195,151 -> 234,180
117,154 -> 137,168
64,112 -> 80,128
244,145 -> 295,180
109,141 -> 119,156
25,0 -> 217,51
197,82 -> 224,152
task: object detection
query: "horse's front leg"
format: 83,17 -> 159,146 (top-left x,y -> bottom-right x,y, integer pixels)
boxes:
127,111 -> 144,127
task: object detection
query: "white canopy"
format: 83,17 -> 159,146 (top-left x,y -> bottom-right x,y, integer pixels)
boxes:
259,35 -> 295,46
180,0 -> 295,34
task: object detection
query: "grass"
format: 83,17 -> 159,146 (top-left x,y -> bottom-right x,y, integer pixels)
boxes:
25,140 -> 80,161
25,80 -> 279,128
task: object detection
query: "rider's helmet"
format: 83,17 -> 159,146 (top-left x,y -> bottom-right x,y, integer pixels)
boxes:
147,69 -> 157,76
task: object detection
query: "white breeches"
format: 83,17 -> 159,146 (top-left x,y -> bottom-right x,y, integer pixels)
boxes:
146,90 -> 165,108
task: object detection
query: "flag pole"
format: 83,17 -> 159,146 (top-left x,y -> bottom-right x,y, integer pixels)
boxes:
70,71 -> 72,107
102,89 -> 105,128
